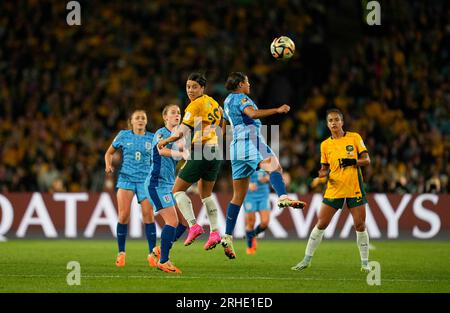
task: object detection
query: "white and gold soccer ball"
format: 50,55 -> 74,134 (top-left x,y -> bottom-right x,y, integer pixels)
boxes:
270,36 -> 295,60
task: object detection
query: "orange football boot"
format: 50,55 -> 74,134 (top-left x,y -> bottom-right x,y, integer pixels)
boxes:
252,237 -> 257,251
148,246 -> 161,267
157,261 -> 182,274
115,252 -> 126,267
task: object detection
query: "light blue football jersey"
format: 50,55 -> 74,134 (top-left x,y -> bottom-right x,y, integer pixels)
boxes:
245,170 -> 270,201
147,127 -> 178,188
223,93 -> 262,140
224,93 -> 272,165
112,130 -> 154,183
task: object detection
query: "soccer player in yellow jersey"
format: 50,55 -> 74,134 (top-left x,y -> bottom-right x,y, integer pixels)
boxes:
158,73 -> 224,251
291,108 -> 372,273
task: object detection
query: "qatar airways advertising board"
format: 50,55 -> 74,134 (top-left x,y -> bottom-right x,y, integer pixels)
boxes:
0,193 -> 448,240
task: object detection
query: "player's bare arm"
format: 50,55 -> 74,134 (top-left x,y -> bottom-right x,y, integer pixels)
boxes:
311,164 -> 330,188
318,164 -> 330,177
157,146 -> 189,160
158,124 -> 191,150
357,151 -> 370,167
243,104 -> 290,119
104,145 -> 117,173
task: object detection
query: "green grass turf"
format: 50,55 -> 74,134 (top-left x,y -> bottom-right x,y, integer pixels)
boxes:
0,239 -> 449,293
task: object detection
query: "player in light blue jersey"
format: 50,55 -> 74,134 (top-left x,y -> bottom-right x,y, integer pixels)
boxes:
104,109 -> 159,267
145,104 -> 189,274
221,72 -> 306,259
243,169 -> 271,255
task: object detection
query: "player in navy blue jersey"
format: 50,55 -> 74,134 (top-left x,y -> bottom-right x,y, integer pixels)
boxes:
221,72 -> 307,259
105,109 -> 159,267
144,104 -> 189,274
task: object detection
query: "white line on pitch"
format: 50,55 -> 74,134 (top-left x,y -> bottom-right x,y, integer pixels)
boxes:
0,274 -> 449,283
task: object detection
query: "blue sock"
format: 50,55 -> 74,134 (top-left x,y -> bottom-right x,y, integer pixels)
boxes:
246,230 -> 256,248
144,223 -> 157,253
269,171 -> 287,196
255,224 -> 267,235
116,223 -> 128,253
225,203 -> 241,235
174,224 -> 187,241
160,225 -> 176,264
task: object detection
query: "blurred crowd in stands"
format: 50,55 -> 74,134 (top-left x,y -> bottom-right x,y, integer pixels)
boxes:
0,0 -> 448,194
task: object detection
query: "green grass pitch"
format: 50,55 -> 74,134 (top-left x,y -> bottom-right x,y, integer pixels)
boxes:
1,239 -> 449,293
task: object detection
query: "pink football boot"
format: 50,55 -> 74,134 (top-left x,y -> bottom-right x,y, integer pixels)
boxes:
183,224 -> 204,246
204,231 -> 221,250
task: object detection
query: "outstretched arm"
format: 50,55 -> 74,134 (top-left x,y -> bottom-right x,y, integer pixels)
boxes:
243,104 -> 290,119
157,124 -> 192,150
157,146 -> 189,160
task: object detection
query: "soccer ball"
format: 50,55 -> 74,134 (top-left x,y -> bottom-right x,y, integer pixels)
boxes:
270,36 -> 295,60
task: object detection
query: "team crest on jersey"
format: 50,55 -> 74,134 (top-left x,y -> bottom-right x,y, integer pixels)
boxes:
163,194 -> 171,203
240,97 -> 248,104
184,112 -> 191,121
346,145 -> 354,157
157,133 -> 164,141
145,142 -> 151,150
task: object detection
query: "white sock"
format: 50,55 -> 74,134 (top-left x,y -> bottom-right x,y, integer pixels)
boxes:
202,196 -> 219,232
356,229 -> 370,265
305,225 -> 325,258
174,191 -> 196,227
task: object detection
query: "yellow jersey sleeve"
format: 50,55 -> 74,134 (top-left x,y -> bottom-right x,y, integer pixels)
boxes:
182,102 -> 200,129
354,133 -> 368,156
320,141 -> 329,164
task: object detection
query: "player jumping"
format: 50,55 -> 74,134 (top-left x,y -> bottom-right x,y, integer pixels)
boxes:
221,72 -> 306,259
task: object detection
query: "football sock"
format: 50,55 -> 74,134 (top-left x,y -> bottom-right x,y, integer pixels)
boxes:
160,225 -> 176,264
116,223 -> 128,253
174,191 -> 196,227
269,171 -> 287,197
305,225 -> 325,257
225,203 -> 241,235
254,224 -> 267,235
144,223 -> 156,253
356,229 -> 370,264
246,230 -> 256,248
174,223 -> 187,241
202,196 -> 219,232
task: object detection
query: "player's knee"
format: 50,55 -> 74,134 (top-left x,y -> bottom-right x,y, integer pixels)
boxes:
231,194 -> 245,206
316,222 -> 328,230
166,216 -> 179,228
118,216 -> 129,224
200,190 -> 212,199
354,222 -> 366,232
142,214 -> 154,224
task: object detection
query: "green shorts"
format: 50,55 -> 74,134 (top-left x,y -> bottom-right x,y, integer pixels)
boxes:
323,196 -> 367,210
178,146 -> 222,183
